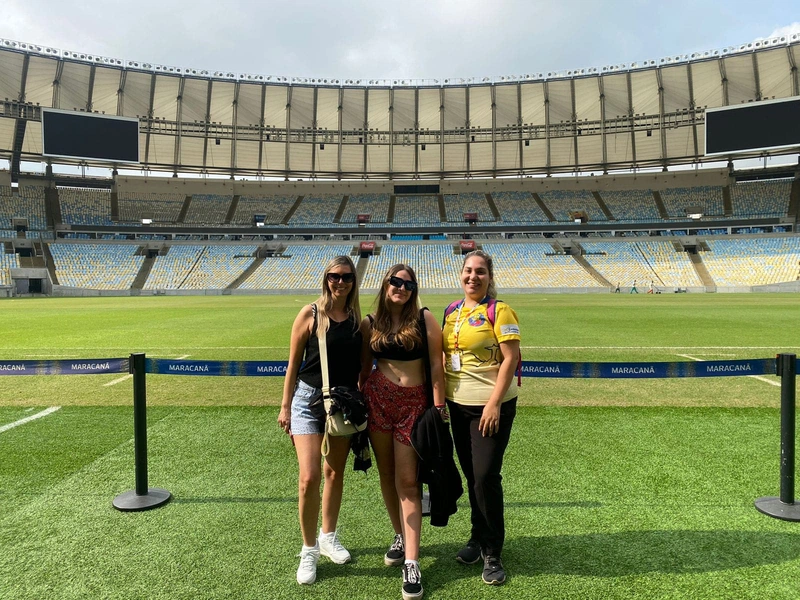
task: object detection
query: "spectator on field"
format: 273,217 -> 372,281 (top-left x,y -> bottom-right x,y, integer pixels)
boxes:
647,280 -> 654,294
614,282 -> 621,293
442,250 -> 521,587
630,279 -> 639,294
360,263 -> 446,600
279,255 -> 367,585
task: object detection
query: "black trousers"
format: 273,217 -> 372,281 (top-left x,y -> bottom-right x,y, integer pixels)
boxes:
448,398 -> 517,557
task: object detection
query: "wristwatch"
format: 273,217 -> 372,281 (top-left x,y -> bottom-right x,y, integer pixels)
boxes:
435,404 -> 450,423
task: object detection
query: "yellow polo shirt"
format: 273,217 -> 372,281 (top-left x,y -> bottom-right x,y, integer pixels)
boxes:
442,299 -> 521,406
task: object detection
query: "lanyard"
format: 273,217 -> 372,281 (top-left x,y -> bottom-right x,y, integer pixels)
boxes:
452,297 -> 485,352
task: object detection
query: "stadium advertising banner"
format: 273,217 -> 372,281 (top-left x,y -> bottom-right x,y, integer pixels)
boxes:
359,241 -> 376,252
42,108 -> 140,164
460,240 -> 476,251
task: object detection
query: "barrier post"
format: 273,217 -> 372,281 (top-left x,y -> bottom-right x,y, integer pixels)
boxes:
755,353 -> 800,521
113,353 -> 172,511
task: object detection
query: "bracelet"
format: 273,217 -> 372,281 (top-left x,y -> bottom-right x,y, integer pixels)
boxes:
435,405 -> 450,421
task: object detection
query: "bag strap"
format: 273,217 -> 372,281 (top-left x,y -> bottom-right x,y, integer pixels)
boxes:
419,307 -> 433,408
316,306 -> 331,397
442,299 -> 463,327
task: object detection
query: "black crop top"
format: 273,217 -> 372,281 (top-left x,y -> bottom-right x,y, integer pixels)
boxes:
370,316 -> 426,362
297,310 -> 362,390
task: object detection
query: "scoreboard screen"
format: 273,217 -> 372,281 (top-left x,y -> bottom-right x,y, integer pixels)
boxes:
42,108 -> 140,164
705,97 -> 800,157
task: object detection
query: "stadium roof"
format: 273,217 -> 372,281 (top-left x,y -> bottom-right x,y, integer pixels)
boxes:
0,35 -> 799,180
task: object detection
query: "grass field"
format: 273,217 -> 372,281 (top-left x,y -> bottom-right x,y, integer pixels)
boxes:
1,293 -> 800,599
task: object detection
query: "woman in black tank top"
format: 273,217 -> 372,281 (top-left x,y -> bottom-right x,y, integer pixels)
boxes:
359,264 -> 446,599
278,255 -> 367,585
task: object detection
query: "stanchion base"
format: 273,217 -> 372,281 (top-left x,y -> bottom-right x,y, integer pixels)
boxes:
755,496 -> 800,521
113,488 -> 172,512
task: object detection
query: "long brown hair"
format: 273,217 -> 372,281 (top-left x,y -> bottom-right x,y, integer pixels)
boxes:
462,249 -> 497,299
370,264 -> 422,353
315,255 -> 361,339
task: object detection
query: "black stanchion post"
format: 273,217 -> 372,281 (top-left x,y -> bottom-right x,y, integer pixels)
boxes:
755,353 -> 800,521
113,353 -> 172,511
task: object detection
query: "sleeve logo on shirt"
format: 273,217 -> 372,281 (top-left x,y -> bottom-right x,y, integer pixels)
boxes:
500,324 -> 520,336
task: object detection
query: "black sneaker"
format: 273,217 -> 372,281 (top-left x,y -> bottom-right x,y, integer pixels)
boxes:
482,554 -> 506,586
455,539 -> 482,565
385,533 -> 405,566
402,562 -> 423,600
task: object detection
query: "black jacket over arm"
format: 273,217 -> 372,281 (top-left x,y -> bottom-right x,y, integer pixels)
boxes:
411,406 -> 463,527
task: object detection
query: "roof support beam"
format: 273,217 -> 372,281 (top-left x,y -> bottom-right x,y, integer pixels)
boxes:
231,82 -> 240,177
516,83 -> 523,175
285,86 -> 292,177
491,85 -> 497,176
465,86 -> 471,177
543,81 -> 551,173
570,78 -> 579,171
143,73 -> 156,166
598,77 -> 607,173
362,88 -> 369,178
656,68 -> 667,167
626,72 -> 636,168
257,83 -> 266,176
388,89 -> 394,179
787,46 -> 799,97
201,79 -> 213,171
687,63 -> 699,161
173,77 -> 185,173
752,52 -> 762,101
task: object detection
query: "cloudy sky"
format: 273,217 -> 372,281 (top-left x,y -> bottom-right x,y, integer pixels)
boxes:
2,0 -> 799,82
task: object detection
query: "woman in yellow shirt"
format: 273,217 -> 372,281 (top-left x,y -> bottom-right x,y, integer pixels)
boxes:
442,250 -> 521,586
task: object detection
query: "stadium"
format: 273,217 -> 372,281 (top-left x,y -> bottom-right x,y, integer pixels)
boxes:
2,17 -> 800,600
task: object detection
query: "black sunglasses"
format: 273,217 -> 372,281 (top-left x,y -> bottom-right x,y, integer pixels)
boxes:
327,272 -> 355,284
389,276 -> 418,292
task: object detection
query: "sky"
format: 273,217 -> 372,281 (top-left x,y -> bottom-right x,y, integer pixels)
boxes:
1,0 -> 799,82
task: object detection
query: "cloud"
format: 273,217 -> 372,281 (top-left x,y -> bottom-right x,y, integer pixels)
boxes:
765,22 -> 800,39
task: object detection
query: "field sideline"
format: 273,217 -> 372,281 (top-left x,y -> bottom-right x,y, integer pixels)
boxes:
1,294 -> 800,599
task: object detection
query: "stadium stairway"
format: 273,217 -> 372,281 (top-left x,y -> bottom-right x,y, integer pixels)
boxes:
722,186 -> 733,216
356,254 -> 369,282
652,191 -> 669,219
333,196 -> 348,223
485,193 -> 501,220
789,179 -> 800,218
592,191 -> 615,220
437,194 -> 447,221
131,254 -> 155,289
387,195 -> 396,223
283,196 -> 304,224
532,193 -> 556,221
572,252 -> 612,288
688,253 -> 716,291
42,243 -> 58,284
224,195 -> 240,224
176,196 -> 191,223
227,256 -> 265,289
110,191 -> 119,221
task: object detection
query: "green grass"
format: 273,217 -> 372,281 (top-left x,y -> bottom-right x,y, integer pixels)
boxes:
1,294 -> 800,599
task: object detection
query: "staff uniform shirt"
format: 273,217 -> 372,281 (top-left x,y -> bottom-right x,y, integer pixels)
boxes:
442,300 -> 521,406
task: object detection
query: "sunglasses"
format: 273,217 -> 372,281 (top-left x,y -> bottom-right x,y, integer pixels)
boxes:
327,272 -> 355,284
389,276 -> 418,292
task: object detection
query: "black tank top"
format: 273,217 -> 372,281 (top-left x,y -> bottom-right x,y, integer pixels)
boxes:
370,314 -> 426,361
297,310 -> 362,389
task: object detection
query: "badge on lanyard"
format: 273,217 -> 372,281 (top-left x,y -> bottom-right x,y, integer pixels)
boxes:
450,352 -> 462,372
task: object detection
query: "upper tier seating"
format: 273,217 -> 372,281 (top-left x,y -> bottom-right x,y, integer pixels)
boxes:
0,186 -> 47,230
659,186 -> 725,219
492,191 -> 549,224
730,179 -> 792,218
179,245 -> 258,289
118,192 -> 185,223
538,190 -> 607,222
443,193 -> 495,223
339,194 -> 390,224
184,194 -> 233,224
58,188 -> 114,226
143,245 -> 205,289
232,195 -> 297,225
392,195 -> 441,226
288,195 -> 343,226
599,189 -> 661,222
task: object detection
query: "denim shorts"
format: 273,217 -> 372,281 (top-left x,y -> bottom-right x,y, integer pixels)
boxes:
290,379 -> 325,436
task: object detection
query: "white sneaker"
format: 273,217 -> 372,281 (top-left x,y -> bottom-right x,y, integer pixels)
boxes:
296,545 -> 319,585
318,529 -> 351,564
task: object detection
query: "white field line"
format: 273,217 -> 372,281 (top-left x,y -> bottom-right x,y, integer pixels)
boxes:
103,355 -> 190,387
5,345 -> 799,352
0,406 -> 61,434
677,354 -> 780,387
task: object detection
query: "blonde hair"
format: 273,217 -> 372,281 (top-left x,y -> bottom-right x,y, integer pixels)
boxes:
462,249 -> 497,299
370,264 -> 422,353
315,255 -> 361,340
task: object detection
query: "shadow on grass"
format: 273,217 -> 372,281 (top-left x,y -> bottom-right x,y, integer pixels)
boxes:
171,496 -> 296,504
508,530 -> 800,576
321,530 -> 800,593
